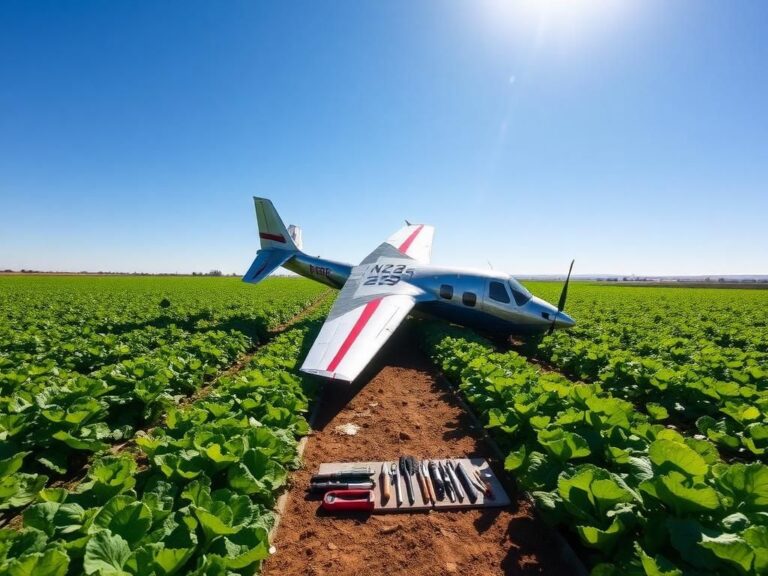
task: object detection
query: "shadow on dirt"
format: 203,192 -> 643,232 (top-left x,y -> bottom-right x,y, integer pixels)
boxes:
309,322 -> 426,432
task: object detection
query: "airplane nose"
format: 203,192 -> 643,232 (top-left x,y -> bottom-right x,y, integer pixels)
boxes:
554,311 -> 576,329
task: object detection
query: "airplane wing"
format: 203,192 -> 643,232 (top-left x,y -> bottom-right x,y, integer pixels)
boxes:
300,242 -> 423,382
385,224 -> 435,263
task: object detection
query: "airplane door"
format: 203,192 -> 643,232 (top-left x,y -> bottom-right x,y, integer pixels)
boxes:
482,278 -> 515,320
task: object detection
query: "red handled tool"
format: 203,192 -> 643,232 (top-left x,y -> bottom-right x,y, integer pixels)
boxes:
322,490 -> 374,512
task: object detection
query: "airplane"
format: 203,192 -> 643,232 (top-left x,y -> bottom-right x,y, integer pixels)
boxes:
243,197 -> 575,382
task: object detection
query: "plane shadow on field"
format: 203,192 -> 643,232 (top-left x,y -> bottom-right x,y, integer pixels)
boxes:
308,324 -> 425,432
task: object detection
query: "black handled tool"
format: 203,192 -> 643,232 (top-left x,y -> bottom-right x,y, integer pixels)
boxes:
428,460 -> 445,500
311,467 -> 373,483
399,456 -> 416,505
455,462 -> 478,503
438,462 -> 455,502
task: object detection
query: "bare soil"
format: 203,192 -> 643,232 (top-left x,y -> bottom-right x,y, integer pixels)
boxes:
263,326 -> 572,576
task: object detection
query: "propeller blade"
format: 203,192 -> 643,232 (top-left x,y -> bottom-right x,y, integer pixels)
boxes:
548,259 -> 575,335
557,259 -> 575,312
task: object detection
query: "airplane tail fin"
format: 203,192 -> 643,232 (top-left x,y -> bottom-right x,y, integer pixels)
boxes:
243,198 -> 299,285
253,197 -> 298,251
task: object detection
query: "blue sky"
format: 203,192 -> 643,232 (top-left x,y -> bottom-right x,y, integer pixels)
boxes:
1,1 -> 766,275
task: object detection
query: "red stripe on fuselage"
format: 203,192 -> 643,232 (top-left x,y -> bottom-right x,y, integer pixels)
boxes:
260,232 -> 286,242
326,297 -> 383,373
398,225 -> 423,254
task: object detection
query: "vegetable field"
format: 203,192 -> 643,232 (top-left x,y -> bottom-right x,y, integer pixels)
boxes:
420,283 -> 768,575
0,275 -> 330,575
3,276 -> 767,576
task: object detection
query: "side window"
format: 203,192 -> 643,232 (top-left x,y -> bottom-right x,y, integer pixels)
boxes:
462,292 -> 476,307
489,281 -> 510,303
439,284 -> 454,300
511,288 -> 529,306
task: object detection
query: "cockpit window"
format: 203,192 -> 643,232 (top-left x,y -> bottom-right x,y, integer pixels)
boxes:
489,281 -> 510,303
508,278 -> 532,306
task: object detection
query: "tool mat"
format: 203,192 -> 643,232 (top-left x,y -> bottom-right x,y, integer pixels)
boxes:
317,458 -> 510,512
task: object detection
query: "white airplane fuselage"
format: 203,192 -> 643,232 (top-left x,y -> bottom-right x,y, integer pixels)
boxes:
284,251 -> 575,336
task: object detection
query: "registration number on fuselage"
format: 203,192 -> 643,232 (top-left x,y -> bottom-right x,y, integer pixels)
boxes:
309,264 -> 332,278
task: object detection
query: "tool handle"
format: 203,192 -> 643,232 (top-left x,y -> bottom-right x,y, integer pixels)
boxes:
394,471 -> 402,505
424,469 -> 436,503
322,490 -> 374,512
380,469 -> 391,502
416,471 -> 428,504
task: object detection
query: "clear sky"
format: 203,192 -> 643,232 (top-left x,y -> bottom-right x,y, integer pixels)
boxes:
1,1 -> 766,276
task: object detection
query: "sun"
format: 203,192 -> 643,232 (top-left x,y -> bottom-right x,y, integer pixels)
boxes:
478,0 -> 635,50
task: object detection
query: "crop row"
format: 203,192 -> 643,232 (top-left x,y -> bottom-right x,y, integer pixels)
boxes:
524,284 -> 768,462
0,277 -> 329,512
0,297 -> 332,575
421,322 -> 768,575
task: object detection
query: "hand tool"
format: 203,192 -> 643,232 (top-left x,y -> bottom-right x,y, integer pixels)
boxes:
473,467 -> 495,500
311,467 -> 374,483
468,468 -> 487,493
310,481 -> 374,493
380,462 -> 391,504
438,461 -> 455,503
422,460 -> 436,503
322,490 -> 375,512
428,460 -> 445,501
446,461 -> 465,502
391,461 -> 402,506
454,462 -> 478,503
399,456 -> 416,505
415,459 -> 429,504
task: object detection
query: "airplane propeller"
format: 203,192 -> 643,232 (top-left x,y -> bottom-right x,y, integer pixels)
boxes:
549,259 -> 575,335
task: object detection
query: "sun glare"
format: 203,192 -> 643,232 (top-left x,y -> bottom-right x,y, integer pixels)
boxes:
479,0 -> 635,51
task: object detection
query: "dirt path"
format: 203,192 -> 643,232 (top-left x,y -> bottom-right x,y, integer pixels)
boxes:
263,326 -> 572,576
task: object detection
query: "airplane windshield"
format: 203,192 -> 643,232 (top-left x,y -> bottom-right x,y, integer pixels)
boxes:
508,278 -> 532,306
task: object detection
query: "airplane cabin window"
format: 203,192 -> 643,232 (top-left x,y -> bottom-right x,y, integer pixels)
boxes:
439,284 -> 454,299
511,288 -> 531,306
489,281 -> 510,303
462,292 -> 476,307
508,278 -> 532,306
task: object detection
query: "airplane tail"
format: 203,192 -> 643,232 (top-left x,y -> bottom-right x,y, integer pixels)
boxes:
253,197 -> 298,251
243,197 -> 300,285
